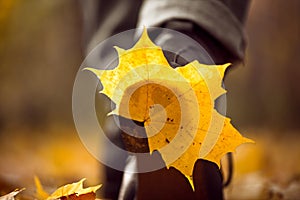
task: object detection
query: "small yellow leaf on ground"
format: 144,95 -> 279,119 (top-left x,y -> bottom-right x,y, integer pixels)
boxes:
34,177 -> 101,200
47,178 -> 101,200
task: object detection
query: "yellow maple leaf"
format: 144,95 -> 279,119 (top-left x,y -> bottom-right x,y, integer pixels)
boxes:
86,28 -> 254,189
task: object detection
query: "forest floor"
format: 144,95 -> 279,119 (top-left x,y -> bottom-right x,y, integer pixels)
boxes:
0,125 -> 299,199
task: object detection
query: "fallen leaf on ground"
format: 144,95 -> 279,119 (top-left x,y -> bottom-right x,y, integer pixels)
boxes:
0,188 -> 25,200
35,178 -> 101,200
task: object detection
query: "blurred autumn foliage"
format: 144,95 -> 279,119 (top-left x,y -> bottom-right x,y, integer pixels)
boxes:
0,0 -> 299,199
226,0 -> 300,130
0,0 -> 82,130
